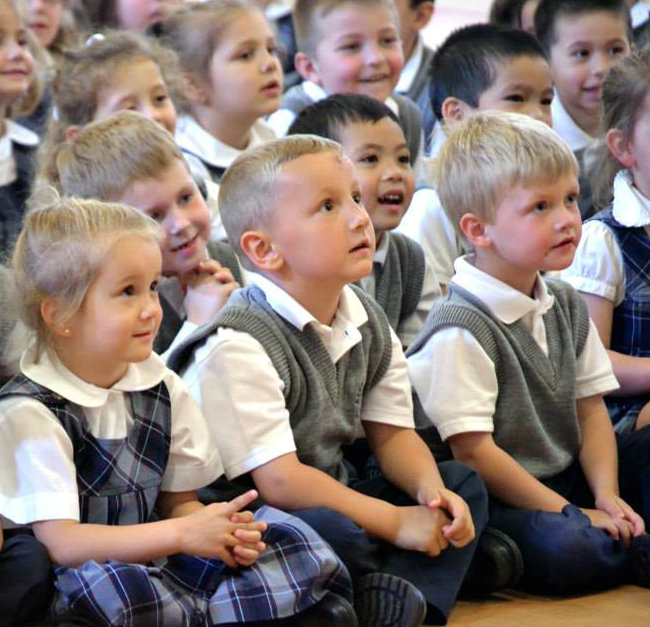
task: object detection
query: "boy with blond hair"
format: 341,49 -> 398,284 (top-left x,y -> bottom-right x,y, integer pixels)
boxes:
267,0 -> 424,168
165,135 -> 492,626
408,110 -> 650,594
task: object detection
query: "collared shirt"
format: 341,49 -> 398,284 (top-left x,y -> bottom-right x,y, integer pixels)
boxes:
177,273 -> 414,480
396,35 -> 424,94
0,348 -> 222,526
0,120 -> 38,186
358,231 -> 441,347
560,170 -> 650,305
551,95 -> 595,152
408,256 -> 618,441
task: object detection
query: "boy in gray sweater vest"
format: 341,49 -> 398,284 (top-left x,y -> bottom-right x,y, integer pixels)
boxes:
288,93 -> 441,349
167,135 -> 492,626
408,111 -> 650,594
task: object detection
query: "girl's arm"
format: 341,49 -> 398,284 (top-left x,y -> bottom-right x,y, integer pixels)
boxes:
582,292 -> 650,396
32,490 -> 265,568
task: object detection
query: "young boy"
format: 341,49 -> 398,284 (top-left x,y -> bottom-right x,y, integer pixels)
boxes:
407,110 -> 650,594
534,0 -> 632,216
267,0 -> 424,170
288,93 -> 440,348
393,0 -> 436,154
164,135 -> 497,625
396,23 -> 554,293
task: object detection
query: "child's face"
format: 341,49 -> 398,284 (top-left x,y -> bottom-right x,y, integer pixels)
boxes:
115,0 -> 183,32
65,234 -> 162,387
624,92 -> 650,200
549,11 -> 630,131
0,1 -> 35,109
202,9 -> 282,125
118,159 -> 211,277
26,0 -> 63,48
307,3 -> 403,102
479,172 -> 581,292
266,150 -> 375,287
337,116 -> 414,237
95,58 -> 177,135
393,0 -> 433,58
476,55 -> 554,127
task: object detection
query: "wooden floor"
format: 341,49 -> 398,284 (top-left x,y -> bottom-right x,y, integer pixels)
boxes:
445,585 -> 649,627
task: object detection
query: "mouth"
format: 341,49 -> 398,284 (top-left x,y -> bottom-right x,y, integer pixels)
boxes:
552,236 -> 576,250
170,233 -> 198,253
360,74 -> 390,84
350,238 -> 372,254
1,69 -> 28,78
378,190 -> 405,207
133,330 -> 154,340
261,79 -> 282,94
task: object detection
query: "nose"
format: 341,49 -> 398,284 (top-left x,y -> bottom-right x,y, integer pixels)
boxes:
348,198 -> 371,231
382,161 -> 405,182
591,51 -> 614,77
261,48 -> 279,73
164,205 -> 191,235
527,102 -> 552,127
140,293 -> 162,321
364,42 -> 385,66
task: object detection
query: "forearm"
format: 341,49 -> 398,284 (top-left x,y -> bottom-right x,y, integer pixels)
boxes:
606,351 -> 650,396
450,434 -> 569,512
577,395 -> 619,499
158,490 -> 204,519
252,454 -> 399,543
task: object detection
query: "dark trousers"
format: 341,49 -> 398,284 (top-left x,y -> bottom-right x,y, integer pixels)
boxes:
0,532 -> 54,626
489,425 -> 650,595
293,460 -> 488,625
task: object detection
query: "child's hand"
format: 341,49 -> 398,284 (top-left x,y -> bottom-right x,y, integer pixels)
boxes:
393,505 -> 452,556
580,505 -> 638,545
592,493 -> 646,543
419,488 -> 476,548
178,490 -> 267,567
181,259 -> 239,326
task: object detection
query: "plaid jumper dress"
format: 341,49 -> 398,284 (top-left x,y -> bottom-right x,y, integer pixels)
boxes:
0,374 -> 352,627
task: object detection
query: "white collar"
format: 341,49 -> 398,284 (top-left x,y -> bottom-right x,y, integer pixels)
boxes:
20,345 -> 167,408
551,94 -> 595,152
396,35 -> 424,93
175,116 -> 275,169
373,230 -> 390,266
451,256 -> 554,324
265,0 -> 293,20
302,80 -> 399,115
2,119 -> 39,147
631,2 -> 650,28
247,272 -> 368,331
612,169 -> 650,227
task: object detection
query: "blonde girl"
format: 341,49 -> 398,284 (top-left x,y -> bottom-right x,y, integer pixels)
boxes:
0,196 -> 353,626
561,47 -> 650,434
160,0 -> 283,183
0,0 -> 42,256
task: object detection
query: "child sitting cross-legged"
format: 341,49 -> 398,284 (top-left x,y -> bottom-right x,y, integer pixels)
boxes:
407,110 -> 650,595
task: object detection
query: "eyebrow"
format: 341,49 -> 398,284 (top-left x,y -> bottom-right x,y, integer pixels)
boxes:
354,142 -> 409,151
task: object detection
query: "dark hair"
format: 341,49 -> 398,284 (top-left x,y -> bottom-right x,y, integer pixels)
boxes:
534,0 -> 631,53
429,23 -> 548,121
489,0 -> 527,26
410,0 -> 434,8
288,92 -> 400,142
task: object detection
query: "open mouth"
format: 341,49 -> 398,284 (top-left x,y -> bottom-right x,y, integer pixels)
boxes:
378,191 -> 404,206
360,74 -> 390,83
170,233 -> 198,253
350,239 -> 371,253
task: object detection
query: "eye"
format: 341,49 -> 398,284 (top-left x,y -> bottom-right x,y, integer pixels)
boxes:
319,199 -> 334,212
359,153 -> 379,164
609,45 -> 627,57
155,93 -> 169,105
122,285 -> 135,296
533,201 -> 548,212
505,93 -> 525,103
572,49 -> 589,59
238,49 -> 253,60
147,210 -> 164,222
352,191 -> 363,204
340,42 -> 360,52
398,153 -> 411,165
541,96 -> 553,106
179,191 -> 194,206
150,280 -> 159,292
566,193 -> 579,205
268,43 -> 279,56
380,35 -> 398,47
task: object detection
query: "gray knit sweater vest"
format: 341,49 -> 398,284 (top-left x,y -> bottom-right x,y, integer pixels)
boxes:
167,284 -> 393,483
408,279 -> 590,479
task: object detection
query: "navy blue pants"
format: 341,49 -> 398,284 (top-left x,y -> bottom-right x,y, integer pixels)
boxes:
0,532 -> 54,626
489,425 -> 650,595
294,460 -> 488,625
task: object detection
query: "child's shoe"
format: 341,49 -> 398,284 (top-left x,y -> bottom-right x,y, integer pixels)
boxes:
355,572 -> 427,627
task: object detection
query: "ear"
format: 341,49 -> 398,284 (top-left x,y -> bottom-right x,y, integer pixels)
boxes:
65,125 -> 81,141
605,128 -> 636,169
183,71 -> 210,106
413,2 -> 435,30
459,212 -> 491,248
240,231 -> 284,272
41,298 -> 72,339
295,52 -> 321,85
441,97 -> 472,125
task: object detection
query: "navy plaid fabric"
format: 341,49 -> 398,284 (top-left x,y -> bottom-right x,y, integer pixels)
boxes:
0,376 -> 353,626
592,208 -> 650,431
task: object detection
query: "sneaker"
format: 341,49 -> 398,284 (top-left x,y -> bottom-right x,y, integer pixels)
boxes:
630,534 -> 650,588
461,527 -> 524,597
355,572 -> 427,627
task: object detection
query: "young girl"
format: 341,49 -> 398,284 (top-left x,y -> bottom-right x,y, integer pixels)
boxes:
0,0 -> 42,256
0,197 -> 354,626
561,47 -> 650,434
84,0 -> 183,33
160,0 -> 283,184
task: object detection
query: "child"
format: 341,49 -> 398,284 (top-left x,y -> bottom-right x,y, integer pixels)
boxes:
560,48 -> 650,434
85,0 -> 183,32
48,111 -> 240,357
396,23 -> 553,293
0,197 -> 355,626
160,1 -> 283,184
408,110 -> 650,594
288,93 -> 440,348
0,0 -> 42,258
489,0 -> 540,32
164,134 -> 496,626
268,0 -> 424,170
393,0 -> 436,154
534,0 -> 632,217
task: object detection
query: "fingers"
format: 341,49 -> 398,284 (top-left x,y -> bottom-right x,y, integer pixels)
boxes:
226,490 -> 259,514
230,511 -> 255,524
233,528 -> 264,544
233,544 -> 264,566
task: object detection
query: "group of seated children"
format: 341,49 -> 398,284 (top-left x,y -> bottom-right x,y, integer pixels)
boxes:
1,0 -> 650,626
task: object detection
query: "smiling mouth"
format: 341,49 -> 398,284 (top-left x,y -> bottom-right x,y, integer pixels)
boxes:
170,234 -> 197,253
378,191 -> 404,205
